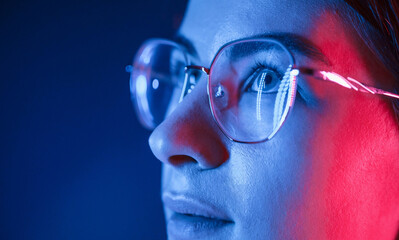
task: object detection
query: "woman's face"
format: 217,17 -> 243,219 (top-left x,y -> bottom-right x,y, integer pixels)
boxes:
147,0 -> 399,239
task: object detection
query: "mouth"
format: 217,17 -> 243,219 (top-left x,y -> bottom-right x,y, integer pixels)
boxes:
162,192 -> 234,239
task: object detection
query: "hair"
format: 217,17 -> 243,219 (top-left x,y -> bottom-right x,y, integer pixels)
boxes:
341,0 -> 399,123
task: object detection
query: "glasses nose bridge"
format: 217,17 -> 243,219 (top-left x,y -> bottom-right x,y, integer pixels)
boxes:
178,65 -> 210,103
185,65 -> 210,75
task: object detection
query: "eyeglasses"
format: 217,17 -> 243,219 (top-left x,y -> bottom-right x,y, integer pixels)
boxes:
127,38 -> 399,143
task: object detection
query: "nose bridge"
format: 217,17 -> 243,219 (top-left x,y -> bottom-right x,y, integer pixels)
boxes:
148,77 -> 230,170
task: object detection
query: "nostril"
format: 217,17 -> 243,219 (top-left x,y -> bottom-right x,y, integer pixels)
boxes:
169,155 -> 197,166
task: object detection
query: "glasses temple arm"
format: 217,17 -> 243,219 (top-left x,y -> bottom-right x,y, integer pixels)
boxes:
296,67 -> 399,100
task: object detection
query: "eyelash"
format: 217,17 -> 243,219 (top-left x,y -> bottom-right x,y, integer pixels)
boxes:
251,61 -> 281,76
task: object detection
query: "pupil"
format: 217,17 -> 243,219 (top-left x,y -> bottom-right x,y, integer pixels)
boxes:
265,74 -> 272,84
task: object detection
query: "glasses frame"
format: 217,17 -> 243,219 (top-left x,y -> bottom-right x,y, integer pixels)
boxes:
128,37 -> 399,144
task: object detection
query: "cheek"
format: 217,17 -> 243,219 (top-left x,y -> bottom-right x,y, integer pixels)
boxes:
291,96 -> 399,239
227,102 -> 318,238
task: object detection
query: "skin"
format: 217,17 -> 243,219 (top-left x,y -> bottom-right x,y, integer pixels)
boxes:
148,0 -> 399,239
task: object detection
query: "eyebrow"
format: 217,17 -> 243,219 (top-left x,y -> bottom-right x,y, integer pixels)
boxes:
174,34 -> 199,58
174,32 -> 330,66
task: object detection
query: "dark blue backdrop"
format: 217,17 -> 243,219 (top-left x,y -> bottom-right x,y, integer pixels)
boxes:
0,0 -> 185,239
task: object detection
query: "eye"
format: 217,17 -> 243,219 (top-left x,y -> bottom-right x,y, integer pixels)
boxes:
244,66 -> 281,94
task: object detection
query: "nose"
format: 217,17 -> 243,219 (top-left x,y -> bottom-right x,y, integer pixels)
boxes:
148,79 -> 230,169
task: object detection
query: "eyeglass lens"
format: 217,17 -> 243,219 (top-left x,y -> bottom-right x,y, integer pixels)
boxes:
130,40 -> 188,129
208,39 -> 296,142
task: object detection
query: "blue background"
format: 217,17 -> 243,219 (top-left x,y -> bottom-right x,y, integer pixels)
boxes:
0,0 -> 186,239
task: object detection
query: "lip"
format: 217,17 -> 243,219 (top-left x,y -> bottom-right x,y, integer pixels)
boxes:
162,192 -> 234,239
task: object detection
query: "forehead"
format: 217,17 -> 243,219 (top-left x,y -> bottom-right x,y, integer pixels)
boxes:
179,0 -> 335,64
